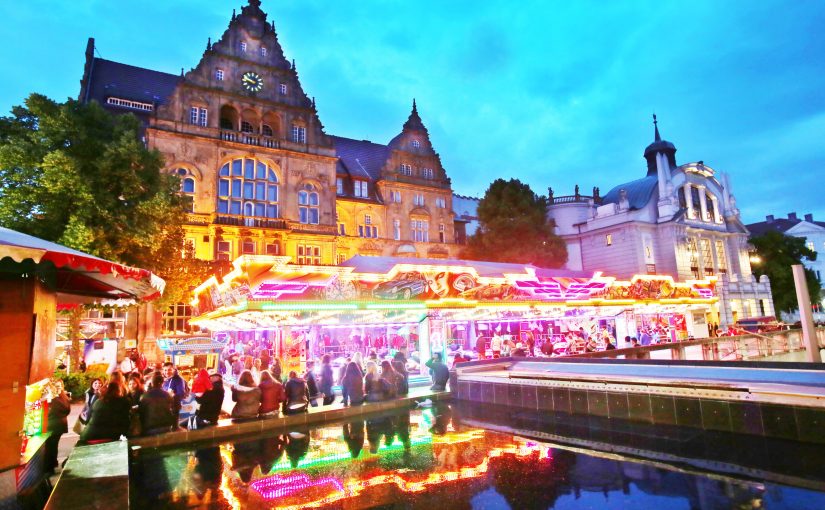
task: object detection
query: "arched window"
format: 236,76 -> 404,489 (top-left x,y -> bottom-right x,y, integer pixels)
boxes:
262,124 -> 273,137
241,121 -> 254,133
298,183 -> 319,224
216,158 -> 279,218
175,168 -> 196,212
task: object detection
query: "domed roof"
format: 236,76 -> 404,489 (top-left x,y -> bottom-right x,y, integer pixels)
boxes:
643,114 -> 676,158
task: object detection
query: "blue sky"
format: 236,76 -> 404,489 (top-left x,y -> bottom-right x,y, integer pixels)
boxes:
1,0 -> 823,224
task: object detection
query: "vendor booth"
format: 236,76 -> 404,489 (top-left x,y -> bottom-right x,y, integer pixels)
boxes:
0,227 -> 163,507
189,255 -> 717,373
158,336 -> 229,375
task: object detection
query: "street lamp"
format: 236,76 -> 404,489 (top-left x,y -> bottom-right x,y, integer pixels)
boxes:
749,254 -> 761,265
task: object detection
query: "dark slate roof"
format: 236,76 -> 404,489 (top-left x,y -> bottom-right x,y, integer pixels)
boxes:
330,135 -> 390,182
601,174 -> 658,210
85,58 -> 181,108
746,218 -> 825,237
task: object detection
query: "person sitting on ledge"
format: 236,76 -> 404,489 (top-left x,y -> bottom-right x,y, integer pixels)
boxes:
258,370 -> 286,418
283,371 -> 309,415
364,361 -> 388,402
139,372 -> 176,436
231,370 -> 261,421
425,353 -> 450,391
195,371 -> 224,428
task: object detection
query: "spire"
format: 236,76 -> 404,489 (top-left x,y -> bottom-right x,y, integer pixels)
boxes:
653,113 -> 661,142
231,8 -> 236,21
403,98 -> 426,132
249,0 -> 261,8
206,37 -> 212,51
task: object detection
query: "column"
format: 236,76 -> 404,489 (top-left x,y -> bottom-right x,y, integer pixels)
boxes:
711,196 -> 722,223
684,183 -> 695,219
697,184 -> 709,222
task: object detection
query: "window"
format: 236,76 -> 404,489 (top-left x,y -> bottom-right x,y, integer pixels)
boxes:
435,197 -> 446,208
354,180 -> 368,198
422,168 -> 434,179
297,245 -> 321,265
106,97 -> 153,111
262,124 -> 273,137
241,121 -> 254,133
715,240 -> 728,274
336,178 -> 344,195
399,164 -> 412,176
411,139 -> 420,148
646,264 -> 657,274
216,69 -> 224,81
411,220 -> 428,242
439,223 -> 445,243
240,41 -> 247,52
175,168 -> 196,212
393,219 -> 401,241
807,241 -> 816,253
690,187 -> 701,219
261,47 -> 267,56
292,125 -> 306,143
216,158 -> 279,219
338,223 -> 346,235
688,238 -> 700,278
190,106 -> 207,127
265,243 -> 280,255
700,238 -> 714,276
605,234 -> 612,246
298,183 -> 319,224
242,239 -> 256,254
390,191 -> 401,203
338,253 -> 348,265
279,83 -> 287,95
217,241 -> 231,261
413,194 -> 425,206
162,303 -> 194,334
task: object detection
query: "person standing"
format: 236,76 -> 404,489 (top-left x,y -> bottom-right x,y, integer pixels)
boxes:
126,372 -> 145,407
270,358 -> 283,383
341,362 -> 365,406
161,362 -> 187,417
490,333 -> 502,358
525,331 -> 536,357
195,372 -> 224,428
391,352 -> 409,396
80,380 -> 131,443
319,355 -> 335,406
305,361 -> 322,407
45,380 -> 71,474
425,353 -> 450,391
79,378 -> 102,430
283,371 -> 309,415
639,329 -> 652,346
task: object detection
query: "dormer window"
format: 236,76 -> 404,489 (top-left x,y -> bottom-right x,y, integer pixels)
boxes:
422,168 -> 434,179
354,180 -> 368,198
216,69 -> 224,81
240,41 -> 247,52
261,47 -> 267,57
411,139 -> 420,148
292,125 -> 306,143
279,83 -> 287,95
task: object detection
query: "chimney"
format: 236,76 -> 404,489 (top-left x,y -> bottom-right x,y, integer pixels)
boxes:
805,213 -> 813,222
788,212 -> 798,221
766,215 -> 774,223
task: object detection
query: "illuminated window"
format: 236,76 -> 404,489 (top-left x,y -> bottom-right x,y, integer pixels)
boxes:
411,220 -> 428,242
715,240 -> 728,274
216,241 -> 231,261
297,245 -> 321,265
411,139 -> 420,148
240,41 -> 247,52
279,83 -> 287,95
399,164 -> 412,176
174,168 -> 196,212
292,125 -> 306,143
807,241 -> 816,253
336,178 -> 344,195
217,158 -> 279,218
298,184 -> 319,224
216,69 -> 224,81
605,234 -> 612,246
162,303 -> 194,334
701,238 -> 713,276
265,243 -> 280,255
190,106 -> 207,126
688,238 -> 700,278
393,219 -> 401,240
353,180 -> 368,198
261,47 -> 267,57
422,168 -> 434,179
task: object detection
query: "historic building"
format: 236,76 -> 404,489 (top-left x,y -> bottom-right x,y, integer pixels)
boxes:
546,116 -> 775,329
78,0 -> 463,340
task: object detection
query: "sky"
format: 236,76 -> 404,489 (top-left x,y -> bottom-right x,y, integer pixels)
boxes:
1,0 -> 823,224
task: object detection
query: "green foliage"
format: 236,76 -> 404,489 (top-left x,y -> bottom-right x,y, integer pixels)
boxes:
463,178 -> 567,268
52,368 -> 108,401
750,230 -> 821,314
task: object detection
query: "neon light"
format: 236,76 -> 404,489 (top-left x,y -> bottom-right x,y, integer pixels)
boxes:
365,303 -> 427,310
261,303 -> 358,311
251,474 -> 344,500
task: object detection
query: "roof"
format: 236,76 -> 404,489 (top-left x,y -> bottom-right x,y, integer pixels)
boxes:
331,135 -> 390,182
746,217 -> 825,237
84,58 -> 181,109
601,174 -> 658,210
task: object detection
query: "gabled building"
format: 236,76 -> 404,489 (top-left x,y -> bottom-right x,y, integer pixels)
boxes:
547,116 -> 774,329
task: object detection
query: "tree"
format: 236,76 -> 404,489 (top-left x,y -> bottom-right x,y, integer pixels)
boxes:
750,230 -> 821,315
0,94 -> 213,369
463,178 -> 567,268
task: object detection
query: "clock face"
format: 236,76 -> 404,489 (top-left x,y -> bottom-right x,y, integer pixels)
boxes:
241,72 -> 263,92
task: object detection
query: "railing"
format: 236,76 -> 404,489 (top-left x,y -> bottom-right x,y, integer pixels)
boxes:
570,327 -> 825,362
550,195 -> 602,205
220,130 -> 280,149
213,215 -> 288,230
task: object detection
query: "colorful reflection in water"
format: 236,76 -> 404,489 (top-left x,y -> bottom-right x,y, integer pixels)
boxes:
130,405 -> 825,509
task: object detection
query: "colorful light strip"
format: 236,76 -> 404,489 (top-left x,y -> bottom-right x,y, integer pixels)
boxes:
251,474 -> 344,500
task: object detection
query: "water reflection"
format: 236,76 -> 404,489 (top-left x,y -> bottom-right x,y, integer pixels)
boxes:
131,405 -> 825,510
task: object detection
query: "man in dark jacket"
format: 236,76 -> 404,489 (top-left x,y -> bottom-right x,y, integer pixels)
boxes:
45,380 -> 71,473
305,361 -> 321,407
391,352 -> 409,395
319,355 -> 335,406
162,362 -> 187,416
140,373 -> 176,435
195,372 -> 225,427
425,353 -> 450,391
284,371 -> 309,415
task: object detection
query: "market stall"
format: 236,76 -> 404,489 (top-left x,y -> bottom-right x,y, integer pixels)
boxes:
189,255 -> 717,374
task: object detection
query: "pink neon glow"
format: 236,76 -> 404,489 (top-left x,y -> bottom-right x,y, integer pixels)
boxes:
250,473 -> 345,501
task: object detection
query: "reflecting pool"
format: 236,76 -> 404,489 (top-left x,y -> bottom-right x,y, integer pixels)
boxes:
130,403 -> 825,509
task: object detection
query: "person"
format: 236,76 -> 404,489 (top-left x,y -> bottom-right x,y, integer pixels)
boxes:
379,360 -> 399,399
81,377 -> 103,426
80,379 -> 131,443
134,350 -> 148,373
639,329 -> 652,346
258,370 -> 286,418
127,372 -> 145,407
139,372 -> 176,436
120,353 -> 137,374
251,358 -> 262,383
319,355 -> 335,406
283,371 -> 309,415
351,351 -> 365,374
452,351 -> 470,368
525,331 -> 536,356
540,340 -> 554,356
45,379 -> 71,474
425,353 -> 450,391
475,334 -> 486,360
305,361 -> 322,407
162,362 -> 188,416
490,332 -> 503,358
231,355 -> 244,378
364,361 -> 388,402
368,350 -> 379,363
270,358 -> 283,382
191,368 -> 213,397
585,338 -> 598,353
512,343 -> 527,357
341,362 -> 365,406
391,351 -> 409,395
259,347 -> 271,371
605,340 -> 616,350
231,370 -> 262,421
631,338 -> 640,348
195,372 -> 224,428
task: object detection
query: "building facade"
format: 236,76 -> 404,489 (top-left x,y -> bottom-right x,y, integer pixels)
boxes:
547,117 -> 774,328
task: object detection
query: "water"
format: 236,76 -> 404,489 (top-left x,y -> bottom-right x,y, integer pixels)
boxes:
130,403 -> 825,509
